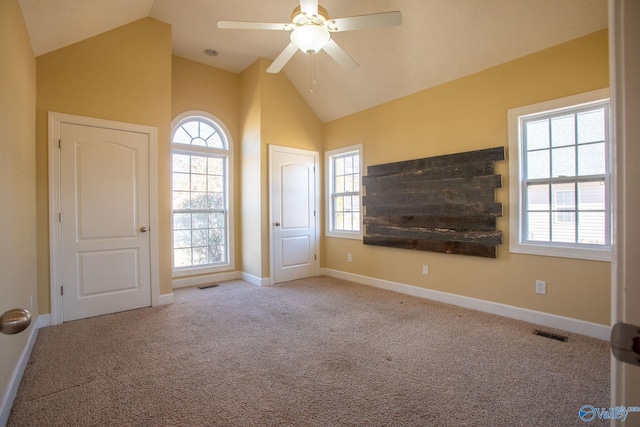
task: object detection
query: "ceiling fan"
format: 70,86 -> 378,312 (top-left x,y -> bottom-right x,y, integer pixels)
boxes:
217,0 -> 402,73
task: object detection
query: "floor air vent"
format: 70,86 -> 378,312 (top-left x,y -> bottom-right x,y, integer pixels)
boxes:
198,284 -> 220,290
534,330 -> 568,342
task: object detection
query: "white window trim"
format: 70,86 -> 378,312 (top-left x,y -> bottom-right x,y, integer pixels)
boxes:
507,88 -> 611,262
171,110 -> 235,276
325,144 -> 363,240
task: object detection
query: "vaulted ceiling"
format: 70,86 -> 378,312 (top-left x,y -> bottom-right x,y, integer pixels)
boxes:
18,0 -> 608,122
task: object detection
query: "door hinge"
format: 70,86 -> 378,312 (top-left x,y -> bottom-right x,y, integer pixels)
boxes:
60,286 -> 64,296
59,212 -> 62,223
314,254 -> 317,260
58,139 -> 61,149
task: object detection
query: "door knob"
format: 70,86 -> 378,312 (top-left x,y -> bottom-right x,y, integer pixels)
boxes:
0,308 -> 32,335
274,222 -> 281,227
140,226 -> 148,232
611,322 -> 640,367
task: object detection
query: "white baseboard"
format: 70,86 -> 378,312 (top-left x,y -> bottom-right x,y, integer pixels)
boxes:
0,315 -> 44,426
36,314 -> 51,329
241,272 -> 270,287
172,271 -> 242,289
158,293 -> 174,306
320,268 -> 610,341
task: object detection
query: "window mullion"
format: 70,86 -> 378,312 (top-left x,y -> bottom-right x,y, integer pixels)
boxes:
573,181 -> 578,243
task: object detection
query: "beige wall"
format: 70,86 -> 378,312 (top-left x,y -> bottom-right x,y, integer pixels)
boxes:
35,18 -> 173,311
323,30 -> 611,325
171,56 -> 242,274
0,0 -> 37,411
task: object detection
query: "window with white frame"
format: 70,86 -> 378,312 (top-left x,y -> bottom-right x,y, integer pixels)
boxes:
171,112 -> 234,274
326,144 -> 362,239
508,89 -> 611,261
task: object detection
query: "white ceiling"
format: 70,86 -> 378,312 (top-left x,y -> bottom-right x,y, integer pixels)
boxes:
18,0 -> 608,123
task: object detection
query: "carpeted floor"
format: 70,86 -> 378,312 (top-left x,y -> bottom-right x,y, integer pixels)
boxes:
8,276 -> 610,426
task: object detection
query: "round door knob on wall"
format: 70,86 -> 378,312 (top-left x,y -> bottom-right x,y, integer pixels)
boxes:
140,226 -> 148,232
274,222 -> 281,227
0,308 -> 32,335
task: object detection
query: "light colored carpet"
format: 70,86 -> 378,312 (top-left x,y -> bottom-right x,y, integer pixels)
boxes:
8,276 -> 610,426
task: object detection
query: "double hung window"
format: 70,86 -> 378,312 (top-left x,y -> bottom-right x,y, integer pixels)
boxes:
326,145 -> 363,239
508,89 -> 610,261
171,112 -> 234,273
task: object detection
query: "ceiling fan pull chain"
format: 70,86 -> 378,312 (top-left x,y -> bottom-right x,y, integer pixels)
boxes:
310,53 -> 318,94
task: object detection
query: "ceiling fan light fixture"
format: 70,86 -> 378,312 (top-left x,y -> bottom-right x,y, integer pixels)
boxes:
291,25 -> 330,54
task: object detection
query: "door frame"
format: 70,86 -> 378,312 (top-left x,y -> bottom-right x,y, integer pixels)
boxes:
48,112 -> 160,325
268,144 -> 320,285
610,0 -> 640,419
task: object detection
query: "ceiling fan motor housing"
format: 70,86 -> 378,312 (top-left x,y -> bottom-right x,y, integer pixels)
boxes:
290,5 -> 330,25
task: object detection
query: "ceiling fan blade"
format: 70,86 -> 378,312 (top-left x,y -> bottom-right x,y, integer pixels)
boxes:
329,11 -> 402,32
267,43 -> 299,73
217,21 -> 293,31
299,0 -> 319,16
322,39 -> 359,71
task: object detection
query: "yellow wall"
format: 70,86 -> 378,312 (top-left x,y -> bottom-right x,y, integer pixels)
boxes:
171,56 -> 242,273
239,60 -> 264,277
323,30 -> 611,325
35,18 -> 173,311
260,61 -> 324,276
0,0 -> 38,410
239,58 -> 324,279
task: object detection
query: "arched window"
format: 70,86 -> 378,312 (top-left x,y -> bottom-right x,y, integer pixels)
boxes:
171,112 -> 234,273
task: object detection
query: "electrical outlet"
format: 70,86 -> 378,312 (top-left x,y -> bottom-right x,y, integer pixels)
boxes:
535,280 -> 547,295
422,265 -> 429,275
347,253 -> 352,263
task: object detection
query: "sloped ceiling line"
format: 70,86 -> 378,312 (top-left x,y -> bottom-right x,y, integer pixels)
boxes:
18,0 -> 608,122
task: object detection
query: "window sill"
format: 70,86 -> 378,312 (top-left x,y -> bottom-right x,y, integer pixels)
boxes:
509,241 -> 611,262
172,263 -> 234,278
326,231 -> 362,240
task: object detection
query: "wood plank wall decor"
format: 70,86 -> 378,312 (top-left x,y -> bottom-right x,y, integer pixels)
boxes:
362,147 -> 505,258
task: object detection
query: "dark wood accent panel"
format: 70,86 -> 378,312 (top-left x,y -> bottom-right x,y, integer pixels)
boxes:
363,236 -> 497,258
363,188 -> 496,205
362,146 -> 504,258
363,215 -> 497,231
364,160 -> 495,184
363,174 -> 502,196
365,202 -> 503,218
366,225 -> 502,245
366,147 -> 505,177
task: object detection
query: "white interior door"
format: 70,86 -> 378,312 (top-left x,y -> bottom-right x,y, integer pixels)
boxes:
611,0 -> 640,422
59,123 -> 151,321
270,145 -> 318,284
